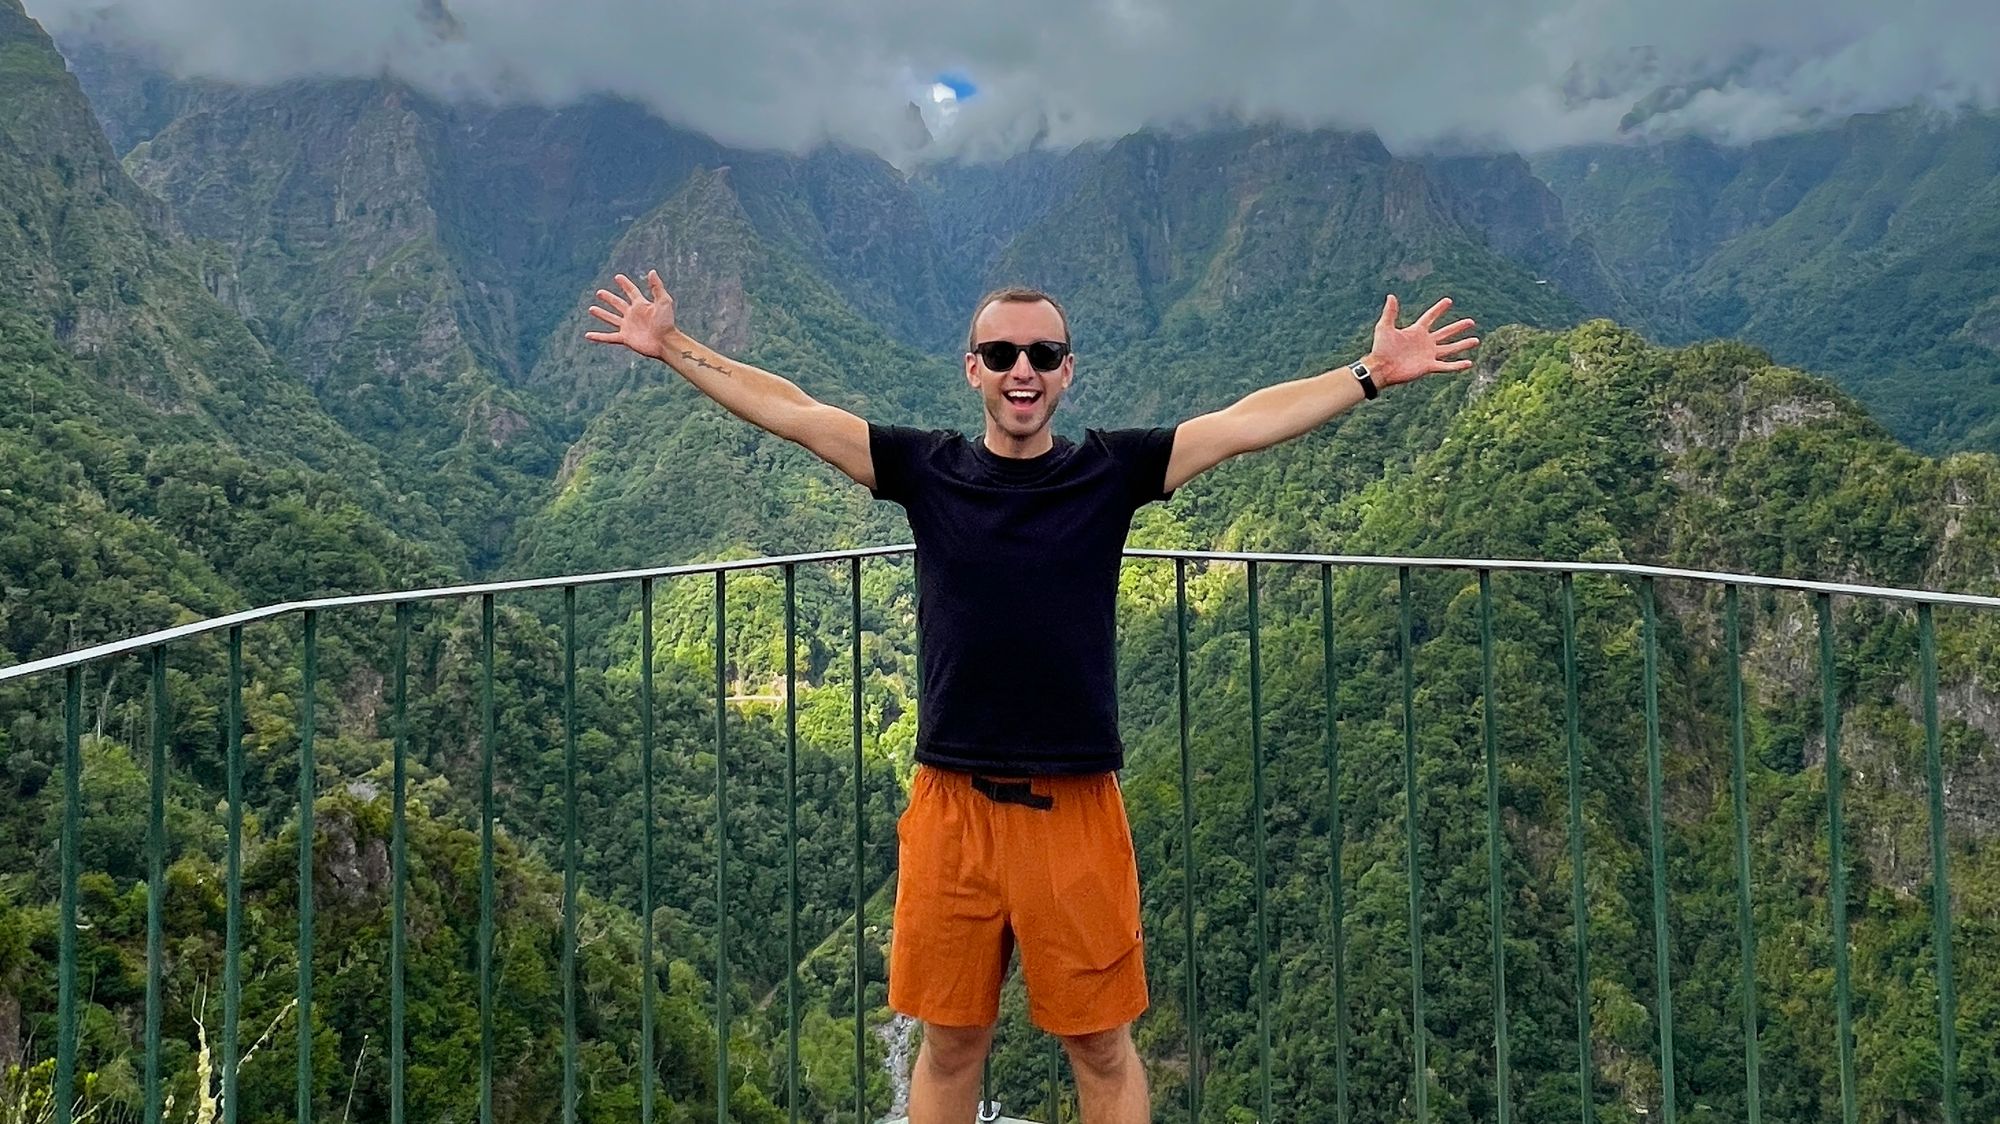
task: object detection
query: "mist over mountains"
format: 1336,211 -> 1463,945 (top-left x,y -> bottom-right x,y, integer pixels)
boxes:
28,0 -> 2000,162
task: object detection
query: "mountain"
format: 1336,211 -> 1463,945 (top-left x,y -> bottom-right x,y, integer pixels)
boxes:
47,35 -> 200,154
0,0 -> 453,662
723,145 -> 959,353
1417,150 -> 1644,326
1537,108 -> 2000,452
61,34 -> 2000,471
91,69 -> 984,569
911,145 -> 1100,319
116,79 -> 573,568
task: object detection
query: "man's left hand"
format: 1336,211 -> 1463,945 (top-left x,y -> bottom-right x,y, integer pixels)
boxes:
1367,295 -> 1479,387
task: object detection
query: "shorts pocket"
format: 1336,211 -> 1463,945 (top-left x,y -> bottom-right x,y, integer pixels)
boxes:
1054,845 -> 1142,971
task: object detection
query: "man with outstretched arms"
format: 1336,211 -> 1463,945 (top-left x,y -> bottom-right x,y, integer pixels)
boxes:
587,269 -> 1476,1124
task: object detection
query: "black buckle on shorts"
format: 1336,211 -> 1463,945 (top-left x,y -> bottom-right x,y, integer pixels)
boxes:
971,775 -> 1054,810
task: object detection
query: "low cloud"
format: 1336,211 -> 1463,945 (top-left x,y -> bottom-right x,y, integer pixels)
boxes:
30,0 -> 2000,160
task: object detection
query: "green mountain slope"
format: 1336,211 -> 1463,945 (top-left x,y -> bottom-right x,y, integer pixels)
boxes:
120,80 -> 569,569
1537,110 -> 2000,453
94,73 -> 977,568
0,0 -> 450,661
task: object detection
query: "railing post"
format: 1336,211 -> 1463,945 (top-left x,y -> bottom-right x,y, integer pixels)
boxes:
56,665 -> 81,1124
1175,558 -> 1201,1124
1919,604 -> 1961,1123
392,603 -> 410,1124
1320,564 -> 1349,1124
561,589 -> 579,1124
1641,579 -> 1676,1124
224,626 -> 244,1124
850,557 -> 867,1124
1046,1039 -> 1061,1123
715,570 -> 732,1123
784,563 -> 801,1124
1400,566 -> 1429,1124
298,611 -> 318,1124
146,649 -> 168,1124
479,594 -> 498,1124
1817,593 -> 1857,1124
1248,560 -> 1272,1122
1725,586 -> 1763,1124
641,578 -> 658,1124
1561,575 -> 1594,1124
1480,571 -> 1511,1124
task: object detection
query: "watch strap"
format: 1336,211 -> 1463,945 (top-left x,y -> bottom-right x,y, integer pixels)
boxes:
1349,360 -> 1379,400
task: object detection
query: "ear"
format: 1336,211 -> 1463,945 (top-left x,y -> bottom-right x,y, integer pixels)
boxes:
964,352 -> 981,390
1061,354 -> 1075,389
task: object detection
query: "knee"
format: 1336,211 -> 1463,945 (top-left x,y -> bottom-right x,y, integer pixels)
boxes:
917,1022 -> 995,1079
1059,1024 -> 1136,1082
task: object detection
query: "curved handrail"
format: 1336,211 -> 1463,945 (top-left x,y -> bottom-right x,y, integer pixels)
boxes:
6,544 -> 1998,683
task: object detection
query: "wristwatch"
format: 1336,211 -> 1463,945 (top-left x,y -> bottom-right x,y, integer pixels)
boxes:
1349,360 -> 1379,400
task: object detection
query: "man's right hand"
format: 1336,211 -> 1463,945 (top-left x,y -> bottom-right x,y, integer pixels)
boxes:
585,270 -> 678,361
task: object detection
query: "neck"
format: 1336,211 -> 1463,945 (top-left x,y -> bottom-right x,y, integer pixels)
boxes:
981,424 -> 1056,459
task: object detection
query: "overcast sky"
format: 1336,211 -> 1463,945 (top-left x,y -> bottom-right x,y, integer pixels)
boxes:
29,0 -> 2000,161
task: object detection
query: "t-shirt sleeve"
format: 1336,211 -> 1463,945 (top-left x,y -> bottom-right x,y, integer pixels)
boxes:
1095,426 -> 1179,507
867,423 -> 935,505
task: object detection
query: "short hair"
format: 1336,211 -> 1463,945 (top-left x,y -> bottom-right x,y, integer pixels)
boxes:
966,287 -> 1071,354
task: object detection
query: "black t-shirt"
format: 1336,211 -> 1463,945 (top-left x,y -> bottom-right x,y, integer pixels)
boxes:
868,424 -> 1179,776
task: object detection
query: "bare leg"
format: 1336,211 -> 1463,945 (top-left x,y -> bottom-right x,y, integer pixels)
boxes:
1061,1023 -> 1148,1124
907,1021 -> 996,1124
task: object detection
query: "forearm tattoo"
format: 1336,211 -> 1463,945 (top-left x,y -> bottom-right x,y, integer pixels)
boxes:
679,349 -> 735,380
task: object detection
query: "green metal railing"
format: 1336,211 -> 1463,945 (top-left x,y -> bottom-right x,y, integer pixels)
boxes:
4,547 -> 1989,1123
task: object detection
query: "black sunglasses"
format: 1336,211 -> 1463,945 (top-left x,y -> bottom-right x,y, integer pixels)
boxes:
972,339 -> 1070,373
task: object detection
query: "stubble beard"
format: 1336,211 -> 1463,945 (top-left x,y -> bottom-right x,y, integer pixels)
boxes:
991,398 -> 1052,441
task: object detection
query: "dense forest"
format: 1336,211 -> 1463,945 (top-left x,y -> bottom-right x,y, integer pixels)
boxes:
5,0 -> 2000,1119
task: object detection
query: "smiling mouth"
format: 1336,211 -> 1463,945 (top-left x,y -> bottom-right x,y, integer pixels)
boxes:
1003,390 -> 1041,409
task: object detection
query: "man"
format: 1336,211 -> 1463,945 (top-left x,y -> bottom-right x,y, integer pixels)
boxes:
586,272 -> 1476,1123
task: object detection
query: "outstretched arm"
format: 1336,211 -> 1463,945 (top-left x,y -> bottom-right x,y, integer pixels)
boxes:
1163,294 -> 1477,491
585,270 -> 876,490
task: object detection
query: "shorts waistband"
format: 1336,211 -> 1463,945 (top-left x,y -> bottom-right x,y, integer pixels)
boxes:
969,775 -> 1054,809
915,764 -> 1118,803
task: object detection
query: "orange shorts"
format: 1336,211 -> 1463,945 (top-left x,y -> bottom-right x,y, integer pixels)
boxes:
888,765 -> 1148,1036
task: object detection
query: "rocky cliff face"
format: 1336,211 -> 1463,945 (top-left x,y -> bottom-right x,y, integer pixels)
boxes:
119,79 -> 564,566
1,0 -> 386,482
128,82 -> 455,380
3,3 -> 168,328
1421,150 -> 1643,327
0,0 -> 449,654
729,145 -> 957,352
528,166 -> 764,414
48,36 -> 200,154
983,126 -> 1588,357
